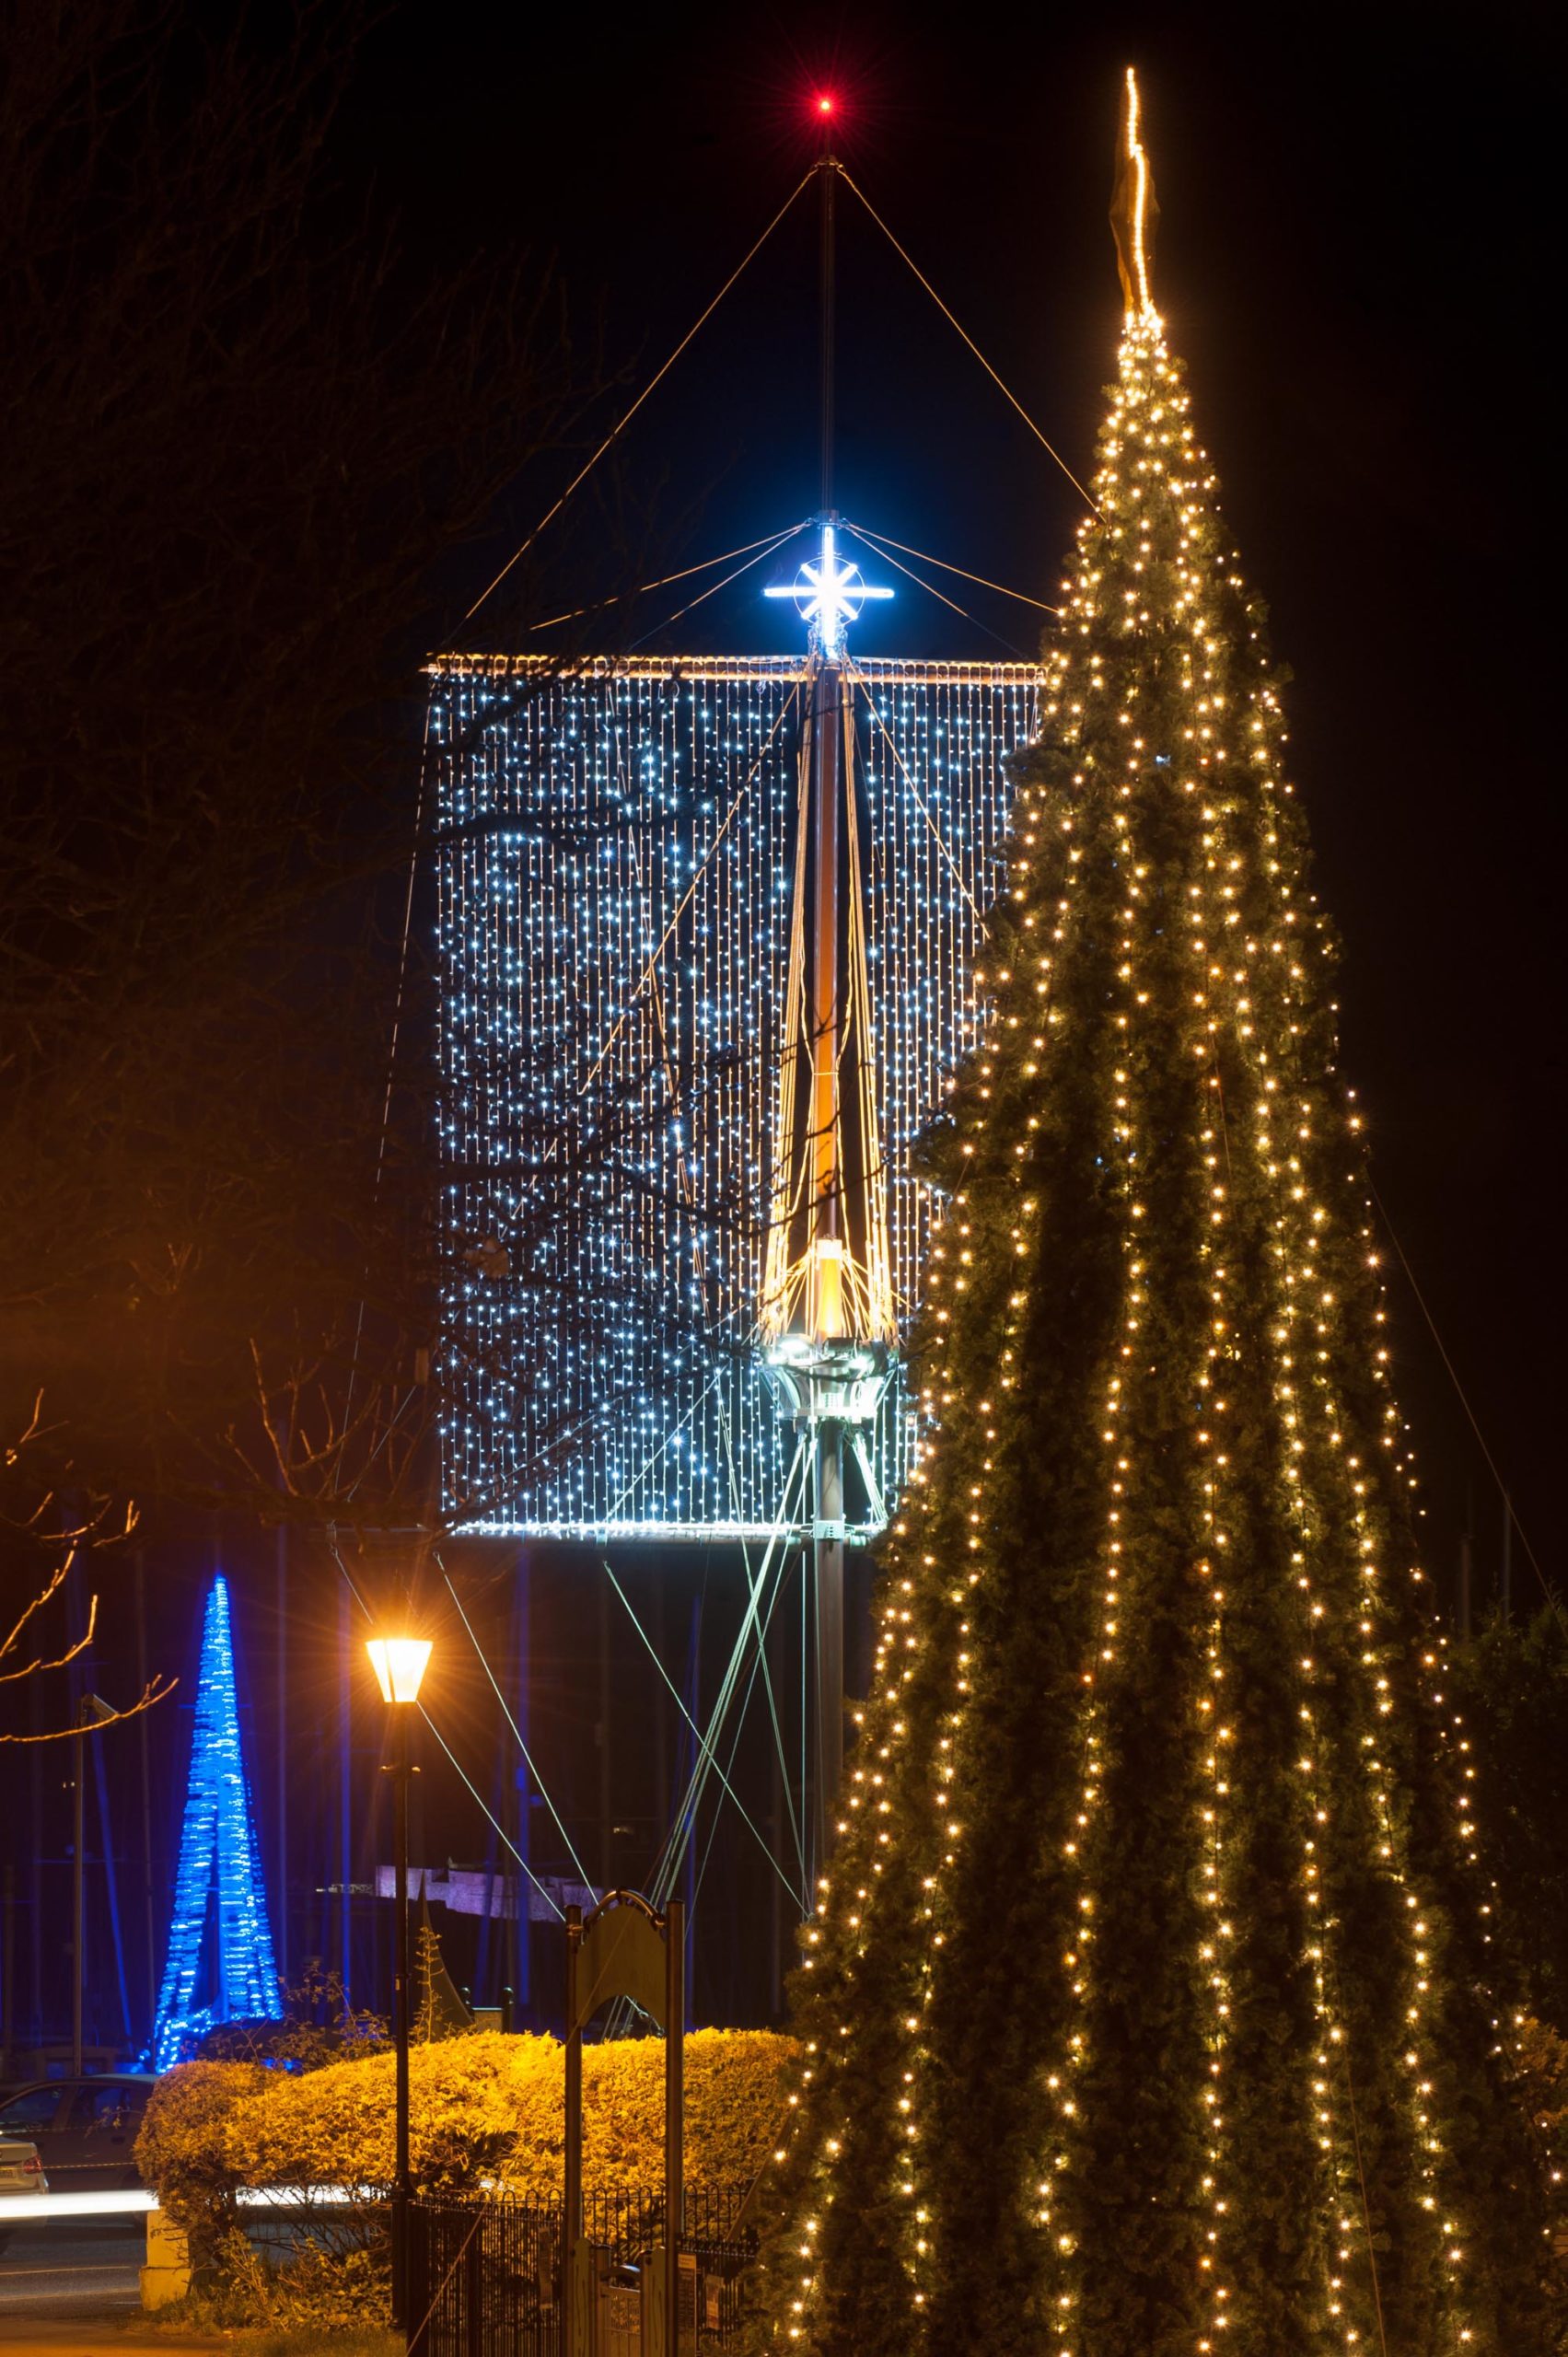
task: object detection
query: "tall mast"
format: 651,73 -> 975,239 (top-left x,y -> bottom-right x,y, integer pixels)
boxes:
807,122 -> 843,1884
819,123 -> 835,516
811,126 -> 841,1263
760,100 -> 896,1883
812,132 -> 842,1875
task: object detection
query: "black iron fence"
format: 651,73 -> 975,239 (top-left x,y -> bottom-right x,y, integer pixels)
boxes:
408,2189 -> 756,2356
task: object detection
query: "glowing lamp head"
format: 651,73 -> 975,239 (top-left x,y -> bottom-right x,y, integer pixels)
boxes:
366,1634 -> 432,1707
816,93 -> 834,118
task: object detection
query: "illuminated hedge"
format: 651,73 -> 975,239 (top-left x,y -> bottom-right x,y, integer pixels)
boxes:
138,2028 -> 796,2230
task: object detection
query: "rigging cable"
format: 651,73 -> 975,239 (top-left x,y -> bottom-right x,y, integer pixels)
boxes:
688,1530 -> 807,1922
582,685 -> 800,1091
713,1391 -> 808,1890
642,1428 -> 812,1908
838,166 -> 1099,517
600,1548 -> 803,1906
621,1430 -> 812,1926
1366,1178 -> 1559,1620
459,170 -> 818,628
841,525 -> 1033,661
437,1560 -> 597,1891
326,1539 -> 568,1920
627,525 -> 807,649
417,1710 -> 568,1922
848,658 -> 988,926
523,525 -> 809,634
845,518 -> 1061,614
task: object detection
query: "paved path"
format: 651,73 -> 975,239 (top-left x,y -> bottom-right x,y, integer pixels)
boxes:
0,2219 -> 221,2349
0,2221 -> 140,2317
0,2335 -> 220,2354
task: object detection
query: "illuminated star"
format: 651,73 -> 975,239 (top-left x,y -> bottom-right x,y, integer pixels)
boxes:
765,521 -> 892,657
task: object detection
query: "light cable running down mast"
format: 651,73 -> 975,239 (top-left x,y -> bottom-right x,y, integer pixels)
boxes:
757,113 -> 899,1874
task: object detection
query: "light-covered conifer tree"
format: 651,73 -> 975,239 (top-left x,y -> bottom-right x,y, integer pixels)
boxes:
762,72 -> 1556,2357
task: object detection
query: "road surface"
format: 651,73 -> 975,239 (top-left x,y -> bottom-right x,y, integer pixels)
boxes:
0,2214 -> 218,2348
0,2218 -> 143,2319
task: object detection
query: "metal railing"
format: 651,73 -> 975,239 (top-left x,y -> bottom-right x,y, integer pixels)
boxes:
408,2189 -> 756,2356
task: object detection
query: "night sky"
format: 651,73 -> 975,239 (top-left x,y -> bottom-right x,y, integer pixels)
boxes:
4,1 -> 1560,2056
351,0 -> 1561,1598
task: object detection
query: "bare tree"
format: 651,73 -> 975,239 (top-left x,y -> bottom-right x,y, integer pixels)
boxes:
0,0 -> 587,1514
1,1399 -> 171,1741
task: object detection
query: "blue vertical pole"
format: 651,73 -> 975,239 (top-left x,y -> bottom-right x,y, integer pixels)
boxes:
90,1738 -> 131,2047
275,1526 -> 289,1988
683,1596 -> 701,2032
515,1550 -> 532,2013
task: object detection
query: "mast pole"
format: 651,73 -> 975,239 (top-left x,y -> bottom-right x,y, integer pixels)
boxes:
758,99 -> 893,1887
812,118 -> 843,1884
819,134 -> 835,516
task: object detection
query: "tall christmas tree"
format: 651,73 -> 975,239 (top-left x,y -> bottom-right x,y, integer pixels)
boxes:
765,73 -> 1554,2357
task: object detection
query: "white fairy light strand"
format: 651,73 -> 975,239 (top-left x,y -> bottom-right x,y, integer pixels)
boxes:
428,654 -> 1036,1538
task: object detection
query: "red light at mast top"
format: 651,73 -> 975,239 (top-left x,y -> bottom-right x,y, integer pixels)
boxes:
816,93 -> 834,118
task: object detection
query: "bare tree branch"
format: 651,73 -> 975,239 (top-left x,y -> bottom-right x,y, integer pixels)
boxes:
0,1679 -> 177,1745
1,1405 -> 170,1739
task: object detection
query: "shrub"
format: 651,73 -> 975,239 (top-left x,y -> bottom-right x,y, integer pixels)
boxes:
186,2228 -> 390,2333
137,2059 -> 268,2247
138,2027 -> 797,2223
194,1963 -> 389,2070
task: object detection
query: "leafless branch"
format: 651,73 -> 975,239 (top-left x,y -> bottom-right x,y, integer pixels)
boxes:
0,1678 -> 178,1744
1,1401 -> 167,1739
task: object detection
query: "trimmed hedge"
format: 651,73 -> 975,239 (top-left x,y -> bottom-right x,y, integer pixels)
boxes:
137,2028 -> 796,2235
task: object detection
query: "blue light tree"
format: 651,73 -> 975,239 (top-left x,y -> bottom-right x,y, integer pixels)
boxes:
149,1575 -> 282,2069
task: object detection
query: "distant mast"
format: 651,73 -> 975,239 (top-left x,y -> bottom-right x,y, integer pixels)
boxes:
760,98 -> 895,1872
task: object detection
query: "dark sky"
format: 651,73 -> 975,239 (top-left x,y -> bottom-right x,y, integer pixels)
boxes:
343,0 -> 1561,1598
6,0 -> 1561,2061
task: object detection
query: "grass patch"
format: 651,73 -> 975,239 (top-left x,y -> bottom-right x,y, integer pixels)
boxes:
234,2333 -> 402,2357
138,2330 -> 398,2356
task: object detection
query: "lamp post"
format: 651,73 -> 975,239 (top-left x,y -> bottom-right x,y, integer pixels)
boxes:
366,1633 -> 432,2340
71,1694 -> 116,2077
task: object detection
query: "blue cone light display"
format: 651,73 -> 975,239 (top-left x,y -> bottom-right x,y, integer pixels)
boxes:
148,1575 -> 282,2070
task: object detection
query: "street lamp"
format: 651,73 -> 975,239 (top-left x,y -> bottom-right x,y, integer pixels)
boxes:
367,1631 -> 431,2337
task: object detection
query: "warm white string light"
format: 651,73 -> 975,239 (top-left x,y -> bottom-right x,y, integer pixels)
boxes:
775,276 -> 1518,2357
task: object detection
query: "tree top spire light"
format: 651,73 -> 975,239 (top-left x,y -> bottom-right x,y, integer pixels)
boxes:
1110,64 -> 1158,318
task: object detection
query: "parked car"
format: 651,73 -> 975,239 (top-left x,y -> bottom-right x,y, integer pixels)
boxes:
0,2074 -> 154,2190
0,2136 -> 48,2254
0,2136 -> 47,2195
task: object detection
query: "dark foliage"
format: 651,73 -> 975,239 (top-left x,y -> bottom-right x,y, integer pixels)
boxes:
1450,1608 -> 1568,2040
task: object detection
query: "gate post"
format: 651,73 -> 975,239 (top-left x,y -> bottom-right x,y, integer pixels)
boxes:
560,1891 -> 687,2357
664,1898 -> 684,2357
463,2216 -> 483,2357
562,1904 -> 584,2357
404,2201 -> 425,2352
